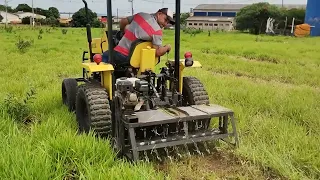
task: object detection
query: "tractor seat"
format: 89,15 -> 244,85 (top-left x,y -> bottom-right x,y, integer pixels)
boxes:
114,39 -> 160,77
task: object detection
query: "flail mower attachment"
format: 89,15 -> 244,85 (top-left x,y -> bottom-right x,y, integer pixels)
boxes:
112,76 -> 239,162
129,106 -> 237,162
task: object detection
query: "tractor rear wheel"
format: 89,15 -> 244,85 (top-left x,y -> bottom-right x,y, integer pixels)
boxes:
182,76 -> 211,131
62,78 -> 78,112
75,83 -> 112,138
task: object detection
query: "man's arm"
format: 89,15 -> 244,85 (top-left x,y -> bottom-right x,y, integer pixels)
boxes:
152,32 -> 171,57
119,16 -> 134,31
153,44 -> 171,57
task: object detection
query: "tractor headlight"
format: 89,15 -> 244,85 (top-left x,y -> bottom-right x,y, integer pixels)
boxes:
185,57 -> 194,67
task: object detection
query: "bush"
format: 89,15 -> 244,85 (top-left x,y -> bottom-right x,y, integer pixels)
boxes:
3,88 -> 37,124
92,19 -> 103,28
62,29 -> 68,35
21,16 -> 31,25
183,27 -> 203,36
45,16 -> 59,27
5,26 -> 13,33
15,36 -> 33,53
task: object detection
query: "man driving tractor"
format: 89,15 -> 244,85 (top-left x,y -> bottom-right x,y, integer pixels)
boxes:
102,8 -> 175,66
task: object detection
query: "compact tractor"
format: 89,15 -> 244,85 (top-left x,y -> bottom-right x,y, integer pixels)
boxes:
62,0 -> 239,161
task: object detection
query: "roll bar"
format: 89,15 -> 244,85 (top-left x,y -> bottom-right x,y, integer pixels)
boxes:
82,0 -> 93,62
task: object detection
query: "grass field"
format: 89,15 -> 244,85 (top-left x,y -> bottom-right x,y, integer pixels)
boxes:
0,26 -> 319,179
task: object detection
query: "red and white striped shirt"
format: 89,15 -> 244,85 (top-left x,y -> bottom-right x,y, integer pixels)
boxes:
114,12 -> 163,56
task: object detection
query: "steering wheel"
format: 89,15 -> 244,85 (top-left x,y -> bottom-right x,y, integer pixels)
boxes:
113,31 -> 124,46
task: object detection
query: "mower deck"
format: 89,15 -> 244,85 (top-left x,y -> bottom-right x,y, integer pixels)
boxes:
121,104 -> 239,161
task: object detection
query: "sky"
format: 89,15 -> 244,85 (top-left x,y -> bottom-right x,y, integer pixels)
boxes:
3,0 -> 308,17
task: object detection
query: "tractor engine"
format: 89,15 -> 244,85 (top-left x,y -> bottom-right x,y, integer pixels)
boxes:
115,77 -> 153,114
115,71 -> 177,114
115,78 -> 139,112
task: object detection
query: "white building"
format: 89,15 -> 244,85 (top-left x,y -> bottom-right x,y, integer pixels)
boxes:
14,11 -> 46,19
0,11 -> 21,24
0,11 -> 46,24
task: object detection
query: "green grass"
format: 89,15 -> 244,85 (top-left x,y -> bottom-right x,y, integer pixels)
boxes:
0,26 -> 319,179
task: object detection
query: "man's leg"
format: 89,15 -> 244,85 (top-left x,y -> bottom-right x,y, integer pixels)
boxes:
102,50 -> 128,65
114,51 -> 129,66
102,50 -> 109,63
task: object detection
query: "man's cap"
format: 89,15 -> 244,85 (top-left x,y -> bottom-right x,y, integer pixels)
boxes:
158,8 -> 175,25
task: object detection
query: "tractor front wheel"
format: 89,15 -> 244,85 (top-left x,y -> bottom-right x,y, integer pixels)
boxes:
75,83 -> 112,138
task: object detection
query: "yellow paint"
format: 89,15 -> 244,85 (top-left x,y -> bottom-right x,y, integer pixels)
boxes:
101,32 -> 108,52
130,42 -> 158,68
138,47 -> 156,74
179,62 -> 185,93
190,61 -> 202,68
166,59 -> 202,93
90,33 -> 108,56
91,38 -> 103,54
168,59 -> 202,68
101,71 -> 113,100
82,62 -> 114,74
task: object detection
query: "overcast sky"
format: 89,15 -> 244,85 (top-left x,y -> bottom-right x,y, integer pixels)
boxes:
4,0 -> 308,17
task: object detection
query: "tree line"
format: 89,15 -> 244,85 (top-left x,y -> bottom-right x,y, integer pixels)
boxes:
0,4 -> 60,26
235,2 -> 306,34
0,3 -> 105,27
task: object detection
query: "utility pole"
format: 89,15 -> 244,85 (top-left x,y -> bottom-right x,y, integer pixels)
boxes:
282,0 -> 284,8
162,0 -> 164,8
128,0 -> 133,16
4,0 -> 8,28
32,0 -> 35,27
117,8 -> 118,22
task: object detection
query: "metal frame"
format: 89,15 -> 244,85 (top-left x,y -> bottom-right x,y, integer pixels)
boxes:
121,105 -> 239,161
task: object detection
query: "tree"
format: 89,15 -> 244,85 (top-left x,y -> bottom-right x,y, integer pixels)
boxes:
45,16 -> 59,26
235,2 -> 283,34
14,4 -> 32,12
47,7 -> 60,19
0,15 -> 3,22
180,13 -> 190,25
0,5 -> 14,13
283,8 -> 305,24
72,7 -> 98,27
34,7 -> 48,17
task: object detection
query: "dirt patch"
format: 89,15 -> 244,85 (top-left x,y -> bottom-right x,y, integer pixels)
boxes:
155,148 -> 284,180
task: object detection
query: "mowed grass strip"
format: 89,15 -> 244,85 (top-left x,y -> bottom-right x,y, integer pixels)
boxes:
183,68 -> 320,179
0,26 -> 319,179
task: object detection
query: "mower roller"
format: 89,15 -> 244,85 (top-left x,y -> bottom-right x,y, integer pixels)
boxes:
61,0 -> 239,162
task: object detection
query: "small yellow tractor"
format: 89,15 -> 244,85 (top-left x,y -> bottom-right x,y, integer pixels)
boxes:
61,0 -> 239,161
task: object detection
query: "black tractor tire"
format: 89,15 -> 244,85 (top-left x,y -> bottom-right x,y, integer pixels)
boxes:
182,76 -> 210,106
182,76 -> 211,131
62,78 -> 78,112
75,83 -> 112,138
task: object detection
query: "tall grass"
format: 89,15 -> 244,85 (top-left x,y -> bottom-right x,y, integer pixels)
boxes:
0,26 -> 319,179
